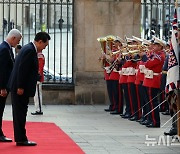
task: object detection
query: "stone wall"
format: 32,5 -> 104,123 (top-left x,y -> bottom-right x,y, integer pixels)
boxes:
74,0 -> 141,104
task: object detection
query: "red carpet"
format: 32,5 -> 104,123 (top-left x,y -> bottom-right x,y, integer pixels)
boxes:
0,121 -> 85,154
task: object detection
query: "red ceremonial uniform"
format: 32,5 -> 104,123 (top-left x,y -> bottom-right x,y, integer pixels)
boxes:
119,59 -> 129,84
135,61 -> 145,85
143,51 -> 165,89
104,63 -> 110,80
109,53 -> 119,80
38,52 -> 45,82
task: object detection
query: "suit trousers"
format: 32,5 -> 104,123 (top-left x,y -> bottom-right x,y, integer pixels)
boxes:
0,96 -> 7,136
33,82 -> 43,112
11,92 -> 29,142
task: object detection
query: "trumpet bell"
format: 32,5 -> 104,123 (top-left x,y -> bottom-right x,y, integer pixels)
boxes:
97,37 -> 106,42
105,35 -> 116,41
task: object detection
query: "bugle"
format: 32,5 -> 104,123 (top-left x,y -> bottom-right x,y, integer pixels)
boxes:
122,43 -> 148,52
97,37 -> 107,67
111,48 -> 128,56
105,35 -> 115,57
97,37 -> 106,53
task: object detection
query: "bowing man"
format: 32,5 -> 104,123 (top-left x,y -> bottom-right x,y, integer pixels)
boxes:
8,32 -> 50,146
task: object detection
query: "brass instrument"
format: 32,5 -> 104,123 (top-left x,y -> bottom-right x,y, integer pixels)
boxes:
97,37 -> 107,67
111,47 -> 128,56
105,35 -> 115,57
124,44 -> 148,53
121,49 -> 140,60
97,37 -> 106,54
104,58 -> 119,74
105,46 -> 144,75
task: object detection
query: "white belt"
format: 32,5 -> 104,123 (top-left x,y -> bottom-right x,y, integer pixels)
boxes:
122,68 -> 129,75
139,65 -> 145,73
127,67 -> 136,75
144,69 -> 161,79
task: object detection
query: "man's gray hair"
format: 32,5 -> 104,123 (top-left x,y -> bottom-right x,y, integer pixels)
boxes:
7,29 -> 22,39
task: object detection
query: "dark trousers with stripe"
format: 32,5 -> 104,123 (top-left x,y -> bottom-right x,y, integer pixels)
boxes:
118,84 -> 124,113
139,82 -> 148,119
146,87 -> 160,125
111,80 -> 119,112
135,84 -> 142,119
106,80 -> 117,110
128,83 -> 138,117
122,83 -> 131,116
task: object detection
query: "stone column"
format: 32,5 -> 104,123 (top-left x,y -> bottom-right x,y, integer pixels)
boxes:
74,0 -> 141,104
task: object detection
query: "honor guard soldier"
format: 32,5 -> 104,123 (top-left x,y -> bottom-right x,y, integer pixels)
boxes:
139,39 -> 157,126
109,36 -> 124,115
103,35 -> 117,112
135,39 -> 150,124
31,51 -> 45,115
120,37 -> 134,119
97,36 -> 116,112
143,37 -> 166,128
127,36 -> 143,121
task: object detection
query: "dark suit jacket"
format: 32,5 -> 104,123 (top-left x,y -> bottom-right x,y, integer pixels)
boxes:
0,41 -> 14,89
8,42 -> 38,97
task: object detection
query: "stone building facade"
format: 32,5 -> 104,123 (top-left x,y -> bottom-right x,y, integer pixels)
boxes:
43,0 -> 141,105
73,0 -> 141,104
4,0 -> 141,105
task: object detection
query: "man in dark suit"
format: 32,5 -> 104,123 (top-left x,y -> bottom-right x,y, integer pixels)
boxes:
0,29 -> 22,142
8,32 -> 50,146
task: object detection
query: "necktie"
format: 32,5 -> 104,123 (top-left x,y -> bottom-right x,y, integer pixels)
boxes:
9,48 -> 15,63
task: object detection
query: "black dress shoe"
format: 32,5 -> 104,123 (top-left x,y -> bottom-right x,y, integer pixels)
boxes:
129,116 -> 138,121
164,128 -> 177,136
140,120 -> 150,125
31,111 -> 43,115
104,109 -> 114,112
146,123 -> 160,128
110,111 -> 121,115
136,117 -> 145,123
16,141 -> 37,146
121,113 -> 129,117
0,136 -> 12,142
122,114 -> 131,119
